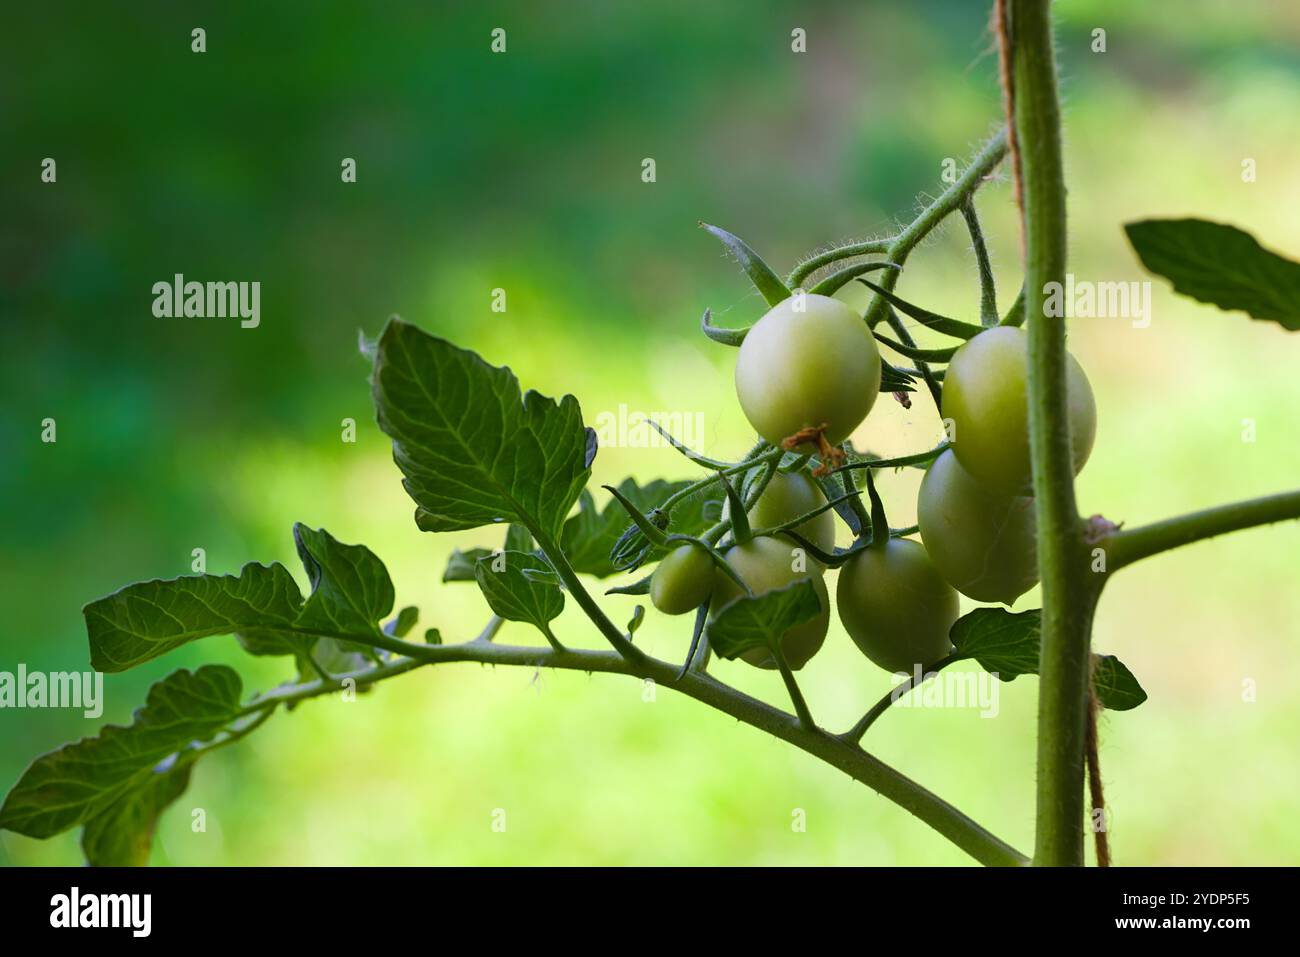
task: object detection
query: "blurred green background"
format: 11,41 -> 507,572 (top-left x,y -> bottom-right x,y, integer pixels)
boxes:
2,0 -> 1298,866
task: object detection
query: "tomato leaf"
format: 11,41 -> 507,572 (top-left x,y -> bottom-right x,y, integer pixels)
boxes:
1125,218 -> 1300,331
80,759 -> 195,866
0,666 -> 245,845
706,580 -> 822,660
473,550 -> 564,637
87,563 -> 304,672
85,526 -> 396,672
293,524 -> 394,639
949,607 -> 1042,680
384,605 -> 420,638
561,478 -> 720,578
950,608 -> 1146,710
443,547 -> 495,582
370,317 -> 593,539
1091,654 -> 1148,711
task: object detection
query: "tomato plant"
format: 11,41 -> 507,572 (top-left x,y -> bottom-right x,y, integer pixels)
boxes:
4,0 -> 1299,873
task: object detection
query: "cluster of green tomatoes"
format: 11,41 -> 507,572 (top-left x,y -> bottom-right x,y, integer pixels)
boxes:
649,291 -> 1097,675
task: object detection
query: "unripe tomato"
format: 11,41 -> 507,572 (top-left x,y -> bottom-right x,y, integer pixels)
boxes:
711,535 -> 829,670
723,470 -> 837,554
941,326 -> 1096,496
650,543 -> 715,616
735,293 -> 881,449
916,450 -> 1038,605
836,539 -> 959,673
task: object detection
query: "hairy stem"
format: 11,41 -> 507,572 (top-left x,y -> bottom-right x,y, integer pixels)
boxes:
788,238 -> 894,289
961,198 -> 999,326
844,654 -> 962,743
249,632 -> 1026,866
1102,490 -> 1300,573
1003,0 -> 1092,867
862,130 -> 1008,328
535,528 -> 646,664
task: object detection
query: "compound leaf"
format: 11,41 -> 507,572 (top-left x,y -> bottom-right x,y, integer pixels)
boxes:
371,318 -> 593,539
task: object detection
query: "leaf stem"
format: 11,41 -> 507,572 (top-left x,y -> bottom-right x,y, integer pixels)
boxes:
862,130 -> 1009,329
843,654 -> 962,743
535,528 -> 647,664
244,634 -> 1026,866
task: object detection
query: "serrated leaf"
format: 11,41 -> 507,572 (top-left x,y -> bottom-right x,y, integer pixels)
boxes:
706,580 -> 821,661
473,550 -> 564,636
1092,654 -> 1148,711
1125,218 -> 1300,330
293,524 -> 394,638
85,562 -> 304,673
950,609 -> 1147,711
80,760 -> 194,866
371,318 -> 592,539
85,526 -> 396,672
0,666 -> 244,841
949,607 -> 1042,680
561,478 -> 714,578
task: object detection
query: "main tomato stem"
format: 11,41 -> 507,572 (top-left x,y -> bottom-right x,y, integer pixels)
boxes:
1002,0 -> 1093,867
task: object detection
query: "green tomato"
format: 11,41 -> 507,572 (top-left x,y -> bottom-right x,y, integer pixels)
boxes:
650,543 -> 715,616
711,535 -> 829,670
916,449 -> 1038,605
942,326 -> 1096,496
735,293 -> 881,449
836,539 -> 959,674
722,470 -> 837,554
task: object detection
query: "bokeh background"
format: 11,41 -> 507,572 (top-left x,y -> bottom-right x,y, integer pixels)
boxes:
2,0 -> 1298,866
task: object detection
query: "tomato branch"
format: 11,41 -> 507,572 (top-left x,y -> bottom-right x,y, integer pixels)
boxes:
1101,489 -> 1300,574
243,622 -> 1027,866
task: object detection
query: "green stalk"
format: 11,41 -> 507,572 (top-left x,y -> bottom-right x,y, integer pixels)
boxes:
246,634 -> 1026,866
1005,0 -> 1093,867
1103,490 -> 1300,573
862,131 -> 1008,328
